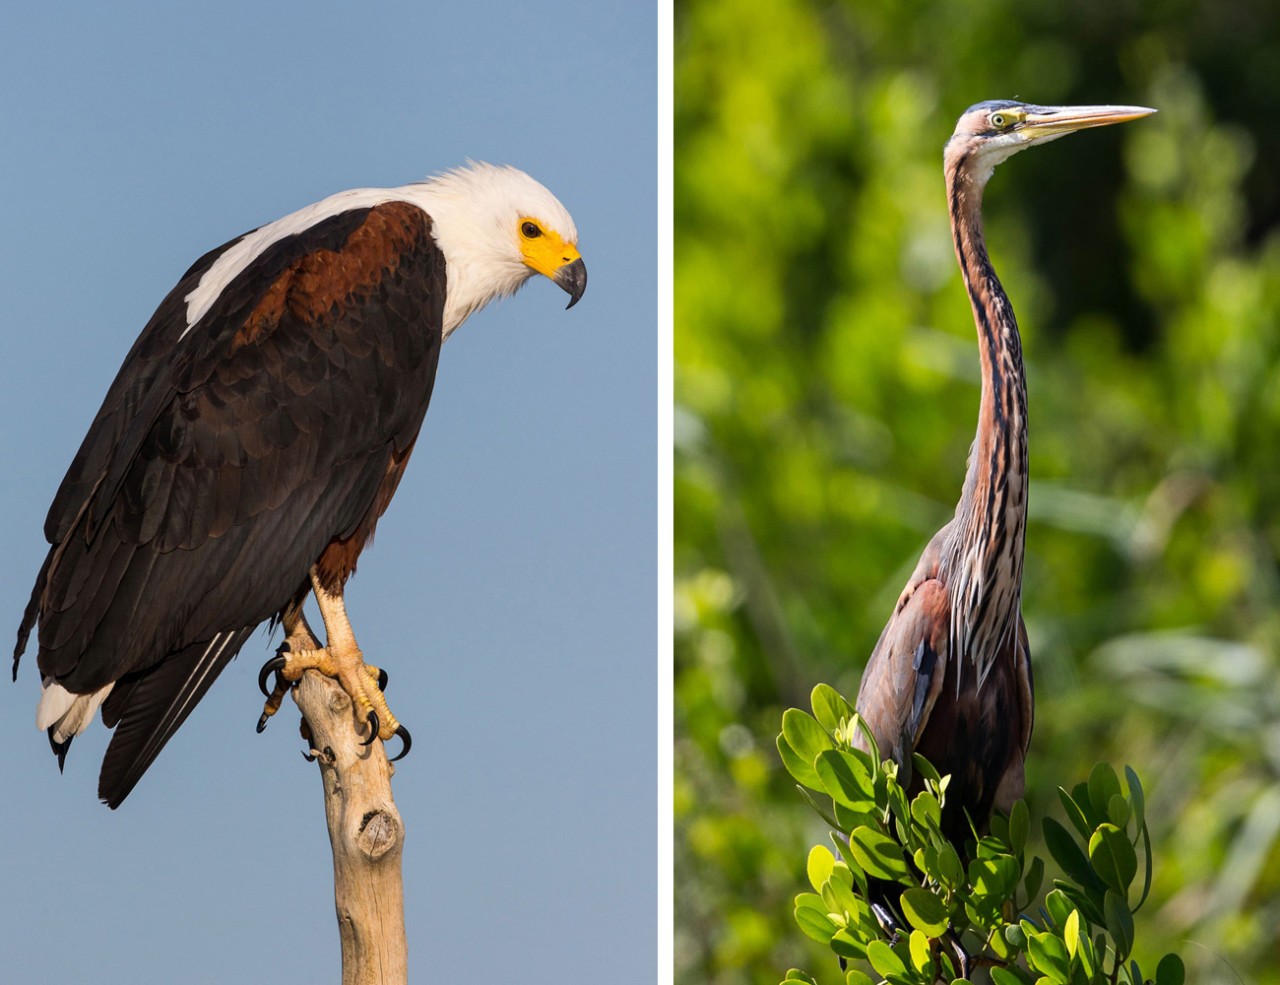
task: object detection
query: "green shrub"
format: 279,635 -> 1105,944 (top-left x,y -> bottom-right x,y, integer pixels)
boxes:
777,685 -> 1185,985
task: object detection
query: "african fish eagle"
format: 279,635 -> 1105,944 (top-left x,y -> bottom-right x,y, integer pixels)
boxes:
13,162 -> 587,808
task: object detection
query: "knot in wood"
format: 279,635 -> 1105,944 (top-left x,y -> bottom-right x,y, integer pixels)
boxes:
326,686 -> 351,716
357,808 -> 401,860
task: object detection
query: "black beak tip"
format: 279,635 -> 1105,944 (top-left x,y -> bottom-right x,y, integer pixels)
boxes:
556,258 -> 587,309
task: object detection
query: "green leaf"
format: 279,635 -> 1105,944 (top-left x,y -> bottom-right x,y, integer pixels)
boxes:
900,887 -> 949,936
1004,922 -> 1027,949
1135,815 -> 1154,912
833,803 -> 880,835
865,940 -> 907,978
1027,932 -> 1070,982
1103,889 -> 1134,960
968,854 -> 1019,898
908,929 -> 933,976
1124,765 -> 1146,831
1056,787 -> 1093,842
780,710 -> 834,787
886,782 -> 912,834
1088,823 -> 1137,897
1076,931 -> 1097,978
915,845 -> 933,878
849,825 -> 910,881
1062,909 -> 1079,958
990,968 -> 1029,985
910,791 -> 942,832
832,832 -> 865,888
1106,793 -> 1131,831
937,842 -> 965,889
829,928 -> 864,960
853,714 -> 882,772
1155,953 -> 1186,985
1043,817 -> 1103,891
811,684 -> 855,733
1087,764 -> 1122,823
1053,881 -> 1105,929
782,971 -> 817,984
1043,889 -> 1074,930
807,845 -> 835,892
1009,799 -> 1030,855
779,737 -> 825,792
911,753 -> 942,785
795,786 -> 841,829
794,893 -> 837,943
1023,855 -> 1045,901
964,896 -> 1001,932
823,871 -> 861,916
816,750 -> 876,811
989,924 -> 1015,961
845,971 -> 876,985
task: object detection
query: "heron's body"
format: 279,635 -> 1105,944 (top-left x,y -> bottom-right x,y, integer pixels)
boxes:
14,163 -> 587,808
852,101 -> 1154,843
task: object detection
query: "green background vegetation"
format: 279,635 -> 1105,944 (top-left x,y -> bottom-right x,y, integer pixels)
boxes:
674,0 -> 1280,982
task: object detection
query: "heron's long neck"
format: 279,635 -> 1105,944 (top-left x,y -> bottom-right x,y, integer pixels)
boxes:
941,157 -> 1029,681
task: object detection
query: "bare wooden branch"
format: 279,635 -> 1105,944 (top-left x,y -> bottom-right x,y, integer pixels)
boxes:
294,671 -> 407,985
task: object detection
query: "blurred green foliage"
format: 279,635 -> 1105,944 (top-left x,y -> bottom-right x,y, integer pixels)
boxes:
674,1 -> 1280,983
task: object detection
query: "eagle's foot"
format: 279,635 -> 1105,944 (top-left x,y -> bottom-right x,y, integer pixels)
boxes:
265,642 -> 410,760
255,623 -> 326,732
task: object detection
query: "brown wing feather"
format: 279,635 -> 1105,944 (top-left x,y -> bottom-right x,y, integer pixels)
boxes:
854,581 -> 950,778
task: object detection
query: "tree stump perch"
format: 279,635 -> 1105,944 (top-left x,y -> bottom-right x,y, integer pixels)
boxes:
294,671 -> 407,985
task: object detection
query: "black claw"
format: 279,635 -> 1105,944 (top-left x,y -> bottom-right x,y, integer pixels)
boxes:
301,749 -> 316,763
378,668 -> 389,692
361,711 -> 379,746
256,713 -> 270,734
258,655 -> 287,697
388,724 -> 412,762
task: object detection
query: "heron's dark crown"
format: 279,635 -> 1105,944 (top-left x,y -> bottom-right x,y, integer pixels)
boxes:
962,99 -> 1040,116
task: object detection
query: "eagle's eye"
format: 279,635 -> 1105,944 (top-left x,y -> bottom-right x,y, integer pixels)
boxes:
522,222 -> 541,239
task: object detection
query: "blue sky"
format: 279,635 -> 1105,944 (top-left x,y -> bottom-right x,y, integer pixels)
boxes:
0,2 -> 655,981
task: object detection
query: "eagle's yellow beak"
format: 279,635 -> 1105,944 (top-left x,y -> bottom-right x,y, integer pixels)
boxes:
521,224 -> 587,309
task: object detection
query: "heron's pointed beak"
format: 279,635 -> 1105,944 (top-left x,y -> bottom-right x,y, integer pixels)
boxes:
1022,104 -> 1157,142
554,257 -> 587,309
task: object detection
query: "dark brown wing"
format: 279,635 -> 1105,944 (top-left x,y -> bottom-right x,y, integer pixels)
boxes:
15,200 -> 445,807
854,524 -> 1034,842
853,526 -> 951,778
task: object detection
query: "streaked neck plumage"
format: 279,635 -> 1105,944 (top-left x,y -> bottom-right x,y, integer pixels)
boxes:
938,145 -> 1029,689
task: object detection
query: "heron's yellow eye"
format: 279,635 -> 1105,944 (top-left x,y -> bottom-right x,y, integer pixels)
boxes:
989,109 -> 1024,130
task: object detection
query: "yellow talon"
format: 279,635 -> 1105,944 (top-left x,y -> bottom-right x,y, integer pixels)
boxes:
256,569 -> 406,750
